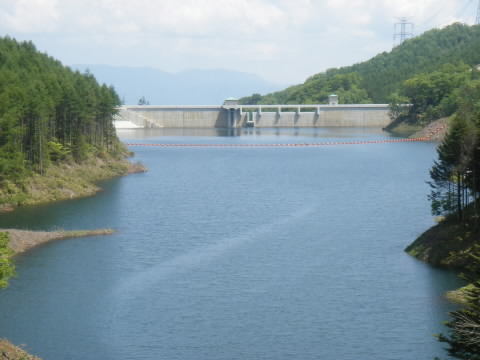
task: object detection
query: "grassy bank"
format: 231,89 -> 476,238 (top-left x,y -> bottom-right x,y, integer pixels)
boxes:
445,284 -> 474,304
405,215 -> 479,270
405,214 -> 480,305
0,153 -> 146,211
0,339 -> 41,360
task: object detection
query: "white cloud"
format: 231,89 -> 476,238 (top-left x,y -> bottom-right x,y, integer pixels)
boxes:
53,0 -> 289,38
0,0 -> 60,33
0,0 -> 316,39
0,0 -> 476,83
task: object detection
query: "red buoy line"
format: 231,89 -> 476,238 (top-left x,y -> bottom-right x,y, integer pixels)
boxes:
124,124 -> 446,148
126,138 -> 424,147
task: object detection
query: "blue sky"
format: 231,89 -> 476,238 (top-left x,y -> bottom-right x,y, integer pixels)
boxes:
0,0 -> 477,84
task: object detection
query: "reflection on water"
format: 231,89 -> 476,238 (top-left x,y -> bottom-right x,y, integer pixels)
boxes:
116,126 -> 388,140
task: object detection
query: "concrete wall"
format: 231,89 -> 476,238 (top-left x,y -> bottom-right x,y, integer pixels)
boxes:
116,106 -> 228,128
116,104 -> 392,128
240,107 -> 391,128
235,105 -> 391,127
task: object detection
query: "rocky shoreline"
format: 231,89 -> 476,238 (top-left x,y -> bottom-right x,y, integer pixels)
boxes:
410,118 -> 449,142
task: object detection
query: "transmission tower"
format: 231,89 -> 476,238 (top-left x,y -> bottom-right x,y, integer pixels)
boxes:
394,17 -> 414,47
476,0 -> 480,25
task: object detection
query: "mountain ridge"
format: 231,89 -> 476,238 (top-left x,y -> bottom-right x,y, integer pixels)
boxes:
72,64 -> 287,105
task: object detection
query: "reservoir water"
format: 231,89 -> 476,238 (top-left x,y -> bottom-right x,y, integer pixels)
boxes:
0,128 -> 463,360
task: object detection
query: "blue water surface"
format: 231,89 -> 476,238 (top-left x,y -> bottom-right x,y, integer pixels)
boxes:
0,128 -> 462,360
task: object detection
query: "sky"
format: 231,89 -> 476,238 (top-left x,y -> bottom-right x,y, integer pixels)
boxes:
0,0 -> 478,85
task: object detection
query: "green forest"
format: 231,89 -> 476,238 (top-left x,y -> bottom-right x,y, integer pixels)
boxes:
0,36 -> 122,201
240,23 -> 480,107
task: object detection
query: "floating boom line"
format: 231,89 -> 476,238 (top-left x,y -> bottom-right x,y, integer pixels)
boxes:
124,124 -> 446,148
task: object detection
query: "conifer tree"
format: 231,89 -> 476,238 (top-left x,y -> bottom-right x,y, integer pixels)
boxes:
0,36 -> 122,191
438,248 -> 480,359
428,115 -> 474,220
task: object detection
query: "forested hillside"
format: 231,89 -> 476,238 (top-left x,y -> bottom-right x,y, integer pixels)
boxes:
0,36 -> 127,206
404,68 -> 480,263
240,23 -> 480,105
391,27 -> 480,358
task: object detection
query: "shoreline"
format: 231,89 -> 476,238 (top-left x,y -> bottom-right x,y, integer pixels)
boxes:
386,118 -> 449,141
0,228 -> 115,360
2,228 -> 115,254
409,118 -> 449,142
0,155 -> 147,213
0,339 -> 41,360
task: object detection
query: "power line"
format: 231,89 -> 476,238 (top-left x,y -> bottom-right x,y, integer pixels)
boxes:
394,17 -> 414,46
452,0 -> 478,26
416,0 -> 476,33
422,3 -> 455,29
476,0 -> 480,24
455,0 -> 474,19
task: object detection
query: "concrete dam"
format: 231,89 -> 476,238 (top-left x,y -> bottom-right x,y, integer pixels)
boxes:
115,97 -> 392,129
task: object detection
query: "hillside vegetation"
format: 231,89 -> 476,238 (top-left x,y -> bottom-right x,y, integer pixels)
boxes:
404,72 -> 480,268
0,36 -> 142,208
240,23 -> 480,106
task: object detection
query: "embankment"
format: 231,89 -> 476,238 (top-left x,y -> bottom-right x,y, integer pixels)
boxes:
386,118 -> 449,140
409,118 -> 449,142
405,217 -> 479,270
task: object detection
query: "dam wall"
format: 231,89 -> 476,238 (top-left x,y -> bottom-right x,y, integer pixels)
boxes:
115,104 -> 392,128
116,106 -> 228,128
236,105 -> 391,128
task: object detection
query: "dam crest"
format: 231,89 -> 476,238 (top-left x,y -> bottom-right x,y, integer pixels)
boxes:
115,96 -> 392,129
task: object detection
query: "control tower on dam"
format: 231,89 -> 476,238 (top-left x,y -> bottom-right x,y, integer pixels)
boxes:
115,96 -> 392,129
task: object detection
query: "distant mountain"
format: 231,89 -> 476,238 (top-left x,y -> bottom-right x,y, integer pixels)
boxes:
71,65 -> 286,105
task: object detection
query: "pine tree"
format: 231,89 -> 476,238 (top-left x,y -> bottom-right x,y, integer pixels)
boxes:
438,248 -> 480,359
0,36 -> 123,188
428,115 -> 474,220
